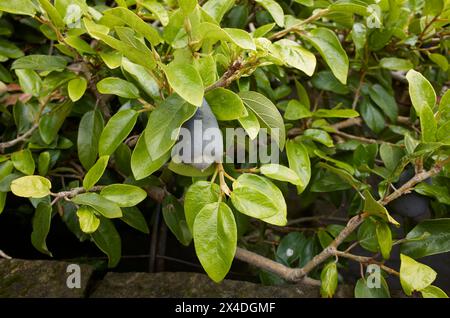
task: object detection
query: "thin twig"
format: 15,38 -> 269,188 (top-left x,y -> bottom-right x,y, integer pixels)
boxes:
0,124 -> 38,153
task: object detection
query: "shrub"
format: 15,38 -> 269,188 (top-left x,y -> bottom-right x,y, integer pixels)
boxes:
0,0 -> 449,298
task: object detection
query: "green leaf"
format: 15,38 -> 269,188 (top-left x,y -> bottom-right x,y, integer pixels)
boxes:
238,109 -> 260,140
231,174 -> 287,226
368,84 -> 398,122
379,143 -> 403,172
99,109 -> 138,156
12,54 -> 67,72
140,0 -> 169,26
205,88 -> 247,120
120,206 -> 149,234
31,202 -> 53,256
131,134 -> 170,180
39,100 -> 73,144
303,28 -> 349,84
194,23 -> 256,51
401,219 -> 450,258
202,0 -> 234,23
376,222 -> 392,259
360,97 -> 385,133
271,39 -> 316,76
357,218 -> 379,253
0,0 -> 36,16
83,155 -> 109,190
15,69 -> 41,97
184,181 -> 221,232
303,129 -> 334,147
72,193 -> 122,218
260,164 -> 302,185
179,0 -> 197,14
84,19 -> 155,70
284,100 -> 312,120
76,206 -> 100,233
162,194 -> 192,246
102,7 -> 161,45
37,151 -> 50,176
363,190 -> 399,226
121,58 -> 160,98
320,262 -> 338,298
193,202 -> 237,282
144,94 -> 196,160
379,57 -> 413,71
400,254 -> 436,296
414,182 -> 450,205
406,70 -> 436,114
421,285 -> 448,298
91,217 -> 121,267
255,0 -> 284,27
97,77 -> 140,99
11,149 -> 35,175
354,276 -> 390,298
11,175 -> 51,198
38,0 -> 64,28
161,62 -> 203,106
419,105 -> 437,142
428,53 -> 448,71
78,110 -> 104,170
100,184 -> 147,207
311,70 -> 349,94
67,77 -> 87,102
64,36 -> 96,54
239,91 -> 286,150
286,140 -> 311,194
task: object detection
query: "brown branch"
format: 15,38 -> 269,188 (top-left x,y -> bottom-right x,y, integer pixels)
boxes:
333,250 -> 399,276
205,59 -> 244,91
235,247 -> 320,286
0,124 -> 38,153
50,185 -> 105,205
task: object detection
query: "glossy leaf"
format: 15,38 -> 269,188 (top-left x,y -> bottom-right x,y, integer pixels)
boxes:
205,88 -> 247,120
100,184 -> 147,207
193,202 -> 237,282
78,110 -> 104,170
161,62 -> 204,106
31,202 -> 53,256
320,262 -> 338,298
11,149 -> 35,175
303,28 -> 349,84
184,181 -> 221,232
83,155 -> 109,190
144,94 -> 197,160
286,140 -> 311,194
400,254 -> 436,296
72,193 -> 122,218
77,206 -> 100,233
91,217 -> 121,267
239,91 -> 286,150
68,77 -> 87,102
11,175 -> 51,198
97,77 -> 140,99
99,109 -> 138,156
401,219 -> 450,258
231,174 -> 287,225
162,194 -> 192,246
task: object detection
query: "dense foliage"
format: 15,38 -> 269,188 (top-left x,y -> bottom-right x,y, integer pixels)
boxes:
0,0 -> 449,298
